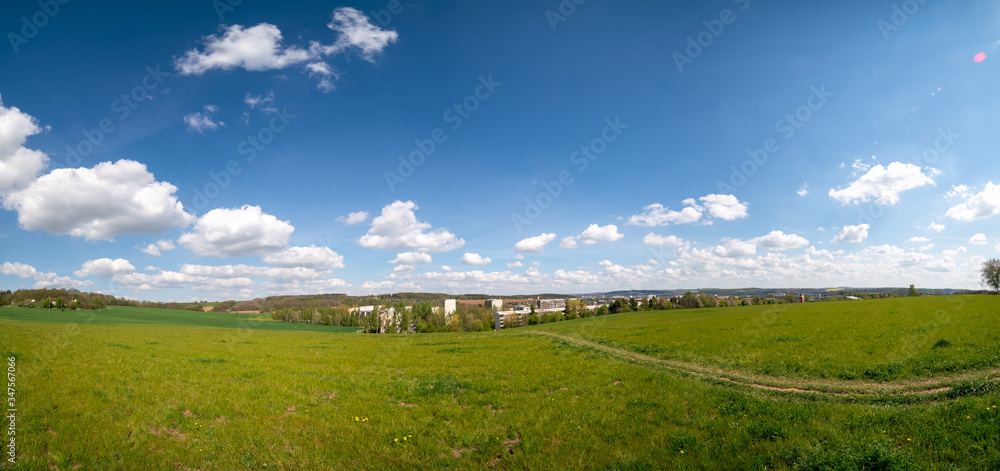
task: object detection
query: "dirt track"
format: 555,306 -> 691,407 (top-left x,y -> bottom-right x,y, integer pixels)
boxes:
529,331 -> 1000,399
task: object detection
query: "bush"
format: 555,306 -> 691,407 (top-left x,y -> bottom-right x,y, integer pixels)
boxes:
528,313 -> 540,325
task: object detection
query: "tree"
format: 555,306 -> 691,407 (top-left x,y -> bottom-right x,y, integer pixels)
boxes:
908,284 -> 919,297
981,258 -> 1000,294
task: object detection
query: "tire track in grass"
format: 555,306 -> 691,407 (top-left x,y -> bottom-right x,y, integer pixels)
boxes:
528,331 -> 1000,400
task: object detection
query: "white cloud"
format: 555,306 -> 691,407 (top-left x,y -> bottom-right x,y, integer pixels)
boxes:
175,23 -> 311,75
559,237 -> 578,249
358,201 -> 464,253
306,62 -> 338,92
514,233 -> 557,253
907,236 -> 931,243
513,254 -> 525,260
927,222 -> 946,233
337,211 -> 369,225
712,239 -> 757,258
460,253 -> 492,265
561,224 -> 624,248
945,182 -> 1000,221
263,246 -> 345,269
244,90 -> 275,110
74,258 -> 136,278
942,246 -> 967,257
642,233 -> 686,247
946,185 -> 972,199
184,105 -> 224,133
0,95 -> 49,195
919,243 -> 934,252
507,261 -> 524,268
698,194 -> 749,220
628,194 -> 747,226
179,205 -> 293,257
829,162 -> 936,205
1,261 -> 92,289
3,159 -> 195,240
440,265 -> 452,272
797,183 -> 809,197
140,239 -> 176,257
315,7 -> 399,61
970,233 -> 988,245
833,224 -> 869,243
752,230 -> 809,251
389,251 -> 432,265
628,203 -> 701,226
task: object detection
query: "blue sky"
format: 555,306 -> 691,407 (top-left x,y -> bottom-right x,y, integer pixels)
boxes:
2,0 -> 999,301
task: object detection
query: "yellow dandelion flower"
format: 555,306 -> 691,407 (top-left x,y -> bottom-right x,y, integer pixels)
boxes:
394,438 -> 398,442
967,416 -> 971,419
907,438 -> 911,441
680,450 -> 684,454
404,437 -> 407,441
355,417 -> 359,421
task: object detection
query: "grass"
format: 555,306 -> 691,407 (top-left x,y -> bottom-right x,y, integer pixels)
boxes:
1,297 -> 999,469
530,295 -> 1000,382
0,305 -> 359,333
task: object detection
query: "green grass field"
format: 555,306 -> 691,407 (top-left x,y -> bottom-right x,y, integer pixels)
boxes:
2,296 -> 999,469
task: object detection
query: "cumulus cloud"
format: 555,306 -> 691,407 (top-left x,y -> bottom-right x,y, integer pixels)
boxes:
907,236 -> 930,243
712,239 -> 757,258
0,95 -> 49,195
627,203 -> 701,226
179,205 -> 294,257
752,230 -> 809,251
175,23 -> 311,75
829,162 -> 936,205
390,251 -> 433,265
184,105 -> 224,133
507,261 -> 524,268
306,62 -> 338,92
460,253 -> 492,265
74,258 -> 136,278
313,7 -> 400,61
797,183 -> 809,197
337,211 -> 369,225
970,233 -> 988,245
942,246 -> 967,257
358,201 -> 463,253
514,233 -> 557,253
833,224 -> 869,243
945,182 -> 1000,221
561,224 -> 624,249
263,246 -> 345,269
140,239 -> 176,257
927,222 -> 946,233
627,194 -> 747,227
642,234 -> 686,247
1,261 -> 92,289
698,194 -> 749,220
3,159 -> 195,240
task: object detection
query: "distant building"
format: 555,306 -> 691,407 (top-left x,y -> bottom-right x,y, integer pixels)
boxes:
444,299 -> 457,316
484,299 -> 503,310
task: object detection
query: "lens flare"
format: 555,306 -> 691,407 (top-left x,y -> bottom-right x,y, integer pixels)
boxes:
974,52 -> 986,62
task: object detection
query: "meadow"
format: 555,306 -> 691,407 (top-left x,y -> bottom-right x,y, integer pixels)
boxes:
1,296 -> 999,470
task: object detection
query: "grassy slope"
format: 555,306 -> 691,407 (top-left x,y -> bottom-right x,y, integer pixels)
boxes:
532,295 -> 1000,381
1,298 -> 999,469
0,306 -> 359,333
